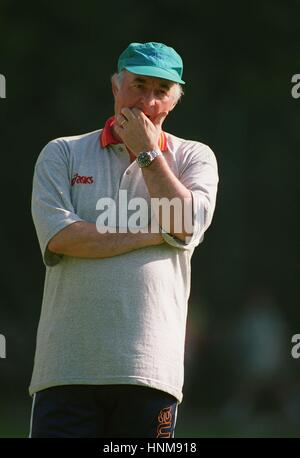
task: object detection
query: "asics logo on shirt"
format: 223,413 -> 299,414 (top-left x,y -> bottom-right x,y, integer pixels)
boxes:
71,173 -> 94,186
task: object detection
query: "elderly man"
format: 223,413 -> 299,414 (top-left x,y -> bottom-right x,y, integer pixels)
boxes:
29,42 -> 219,438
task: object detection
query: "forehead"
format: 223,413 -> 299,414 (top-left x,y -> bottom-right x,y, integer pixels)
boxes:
124,70 -> 175,89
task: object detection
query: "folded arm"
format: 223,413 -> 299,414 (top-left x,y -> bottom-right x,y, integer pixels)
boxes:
47,221 -> 163,258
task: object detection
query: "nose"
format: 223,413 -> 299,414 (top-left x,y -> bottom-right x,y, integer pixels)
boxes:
140,90 -> 157,108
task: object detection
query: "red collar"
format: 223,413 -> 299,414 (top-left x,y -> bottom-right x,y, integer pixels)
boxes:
100,116 -> 168,152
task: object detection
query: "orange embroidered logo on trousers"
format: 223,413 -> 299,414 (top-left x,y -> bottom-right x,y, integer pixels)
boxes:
156,406 -> 172,438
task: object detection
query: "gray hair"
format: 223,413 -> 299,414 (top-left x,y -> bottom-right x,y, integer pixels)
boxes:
113,71 -> 184,103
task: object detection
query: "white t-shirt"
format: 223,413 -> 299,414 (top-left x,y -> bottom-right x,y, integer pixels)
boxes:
29,128 -> 219,403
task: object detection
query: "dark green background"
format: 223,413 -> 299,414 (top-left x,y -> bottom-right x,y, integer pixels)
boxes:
0,0 -> 299,437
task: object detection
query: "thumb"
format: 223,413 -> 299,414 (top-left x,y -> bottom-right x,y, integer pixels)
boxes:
153,111 -> 168,127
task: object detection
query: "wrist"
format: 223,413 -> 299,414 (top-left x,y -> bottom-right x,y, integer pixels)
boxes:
132,144 -> 159,157
136,149 -> 163,168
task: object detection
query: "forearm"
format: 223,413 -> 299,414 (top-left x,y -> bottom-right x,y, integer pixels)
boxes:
142,155 -> 193,241
113,108 -> 193,241
47,221 -> 163,258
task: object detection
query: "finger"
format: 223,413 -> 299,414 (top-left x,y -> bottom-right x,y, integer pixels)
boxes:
116,114 -> 127,127
135,110 -> 153,126
121,107 -> 136,120
131,107 -> 144,118
114,124 -> 125,137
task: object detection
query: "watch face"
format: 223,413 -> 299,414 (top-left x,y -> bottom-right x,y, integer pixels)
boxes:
138,152 -> 151,167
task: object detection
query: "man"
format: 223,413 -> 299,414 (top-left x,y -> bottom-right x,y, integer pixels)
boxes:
29,42 -> 219,438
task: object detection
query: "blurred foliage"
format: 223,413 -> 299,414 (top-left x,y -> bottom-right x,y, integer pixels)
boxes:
0,0 -> 299,437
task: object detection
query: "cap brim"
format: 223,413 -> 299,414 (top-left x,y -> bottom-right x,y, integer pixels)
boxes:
124,65 -> 185,84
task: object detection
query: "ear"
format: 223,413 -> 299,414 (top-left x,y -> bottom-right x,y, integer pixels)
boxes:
111,74 -> 119,98
169,100 -> 177,111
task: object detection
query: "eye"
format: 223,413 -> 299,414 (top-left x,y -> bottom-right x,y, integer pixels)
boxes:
156,89 -> 168,98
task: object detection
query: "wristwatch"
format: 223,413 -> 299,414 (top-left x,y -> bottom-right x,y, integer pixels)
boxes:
136,150 -> 163,168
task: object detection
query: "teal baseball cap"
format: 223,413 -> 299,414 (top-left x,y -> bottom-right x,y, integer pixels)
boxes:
118,42 -> 185,85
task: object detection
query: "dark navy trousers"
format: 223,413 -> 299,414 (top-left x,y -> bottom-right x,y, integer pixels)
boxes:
29,384 -> 179,438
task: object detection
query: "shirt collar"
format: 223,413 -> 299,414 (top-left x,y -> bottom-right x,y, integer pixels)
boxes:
100,116 -> 168,152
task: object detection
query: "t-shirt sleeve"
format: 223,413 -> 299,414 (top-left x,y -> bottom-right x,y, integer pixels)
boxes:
161,144 -> 219,250
31,140 -> 83,267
